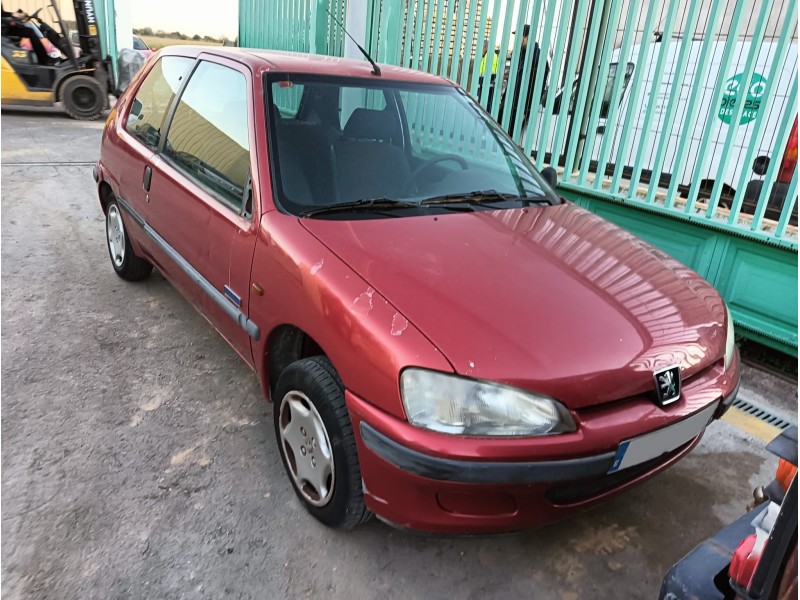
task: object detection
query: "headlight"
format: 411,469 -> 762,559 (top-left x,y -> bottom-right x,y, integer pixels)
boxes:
724,305 -> 736,371
400,368 -> 576,436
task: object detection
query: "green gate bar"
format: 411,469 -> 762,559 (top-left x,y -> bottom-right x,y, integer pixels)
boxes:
592,0 -> 642,190
682,0 -> 749,215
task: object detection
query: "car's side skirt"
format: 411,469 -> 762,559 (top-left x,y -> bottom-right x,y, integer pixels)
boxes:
116,196 -> 260,341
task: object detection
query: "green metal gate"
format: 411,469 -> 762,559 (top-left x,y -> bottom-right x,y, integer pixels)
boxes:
239,0 -> 798,355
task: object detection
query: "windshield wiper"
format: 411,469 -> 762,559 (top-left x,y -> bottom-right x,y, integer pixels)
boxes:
420,190 -> 550,207
301,198 -> 418,217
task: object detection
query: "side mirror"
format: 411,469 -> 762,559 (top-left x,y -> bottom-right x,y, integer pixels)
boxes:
541,166 -> 558,188
752,155 -> 770,176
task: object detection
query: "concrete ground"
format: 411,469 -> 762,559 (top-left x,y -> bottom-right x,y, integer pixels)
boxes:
1,108 -> 797,600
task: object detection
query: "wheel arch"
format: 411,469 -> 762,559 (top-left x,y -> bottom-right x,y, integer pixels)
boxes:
265,325 -> 327,398
98,180 -> 114,214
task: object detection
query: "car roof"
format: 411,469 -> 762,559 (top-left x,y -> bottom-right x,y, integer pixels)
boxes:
158,45 -> 456,86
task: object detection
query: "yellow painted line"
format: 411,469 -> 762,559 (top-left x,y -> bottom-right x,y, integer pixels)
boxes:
722,406 -> 783,442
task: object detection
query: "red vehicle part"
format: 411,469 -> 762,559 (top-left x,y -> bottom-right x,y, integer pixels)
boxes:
778,117 -> 798,184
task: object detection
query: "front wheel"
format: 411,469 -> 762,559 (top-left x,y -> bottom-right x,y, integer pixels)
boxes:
61,75 -> 105,121
273,356 -> 371,529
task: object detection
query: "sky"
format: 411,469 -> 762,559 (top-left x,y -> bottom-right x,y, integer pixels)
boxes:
131,0 -> 239,40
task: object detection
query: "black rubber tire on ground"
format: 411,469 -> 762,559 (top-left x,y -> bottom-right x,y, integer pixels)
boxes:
61,74 -> 106,121
273,356 -> 372,530
105,199 -> 152,281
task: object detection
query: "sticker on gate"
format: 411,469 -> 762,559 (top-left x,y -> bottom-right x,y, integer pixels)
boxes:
719,73 -> 767,125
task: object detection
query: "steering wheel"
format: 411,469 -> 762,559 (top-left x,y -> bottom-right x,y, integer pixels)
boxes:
407,154 -> 469,193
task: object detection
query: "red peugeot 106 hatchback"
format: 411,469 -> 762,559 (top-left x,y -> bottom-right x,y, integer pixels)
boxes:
95,47 -> 740,533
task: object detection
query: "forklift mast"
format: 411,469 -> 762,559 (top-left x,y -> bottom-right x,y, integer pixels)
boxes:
72,0 -> 103,62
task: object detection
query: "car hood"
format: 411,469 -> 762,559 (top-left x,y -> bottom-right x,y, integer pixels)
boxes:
301,203 -> 727,409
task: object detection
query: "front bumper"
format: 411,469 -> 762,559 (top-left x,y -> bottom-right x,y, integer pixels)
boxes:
347,361 -> 740,533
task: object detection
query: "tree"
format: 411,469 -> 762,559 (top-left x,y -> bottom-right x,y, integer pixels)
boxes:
192,34 -> 201,41
140,26 -> 153,36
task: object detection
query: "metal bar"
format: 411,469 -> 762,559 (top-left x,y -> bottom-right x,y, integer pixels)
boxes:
477,0 -> 502,111
488,0 -> 518,118
729,13 -> 797,224
498,0 -> 531,133
662,0 -> 728,205
563,0 -> 605,179
509,0 -> 543,142
774,168 -> 797,239
535,0 -> 573,170
646,0 -> 704,207
592,2 -> 643,184
427,0 -> 446,73
440,0 -> 456,77
751,80 -> 798,231
550,0 -> 590,180
459,0 -> 480,89
449,0 -> 468,82
706,0 -> 772,218
401,0 -> 415,66
523,0 -> 560,157
467,0 -> 490,98
556,180 -> 799,250
609,0 -> 660,194
421,0 -> 437,72
428,0 -> 449,74
576,0 -> 625,185
683,0 -> 749,214
410,0 -> 426,69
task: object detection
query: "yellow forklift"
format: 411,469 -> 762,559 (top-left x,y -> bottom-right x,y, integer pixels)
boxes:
1,0 -> 115,119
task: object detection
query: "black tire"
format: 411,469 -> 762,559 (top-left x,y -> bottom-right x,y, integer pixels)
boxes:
61,75 -> 105,121
105,199 -> 152,281
273,356 -> 372,530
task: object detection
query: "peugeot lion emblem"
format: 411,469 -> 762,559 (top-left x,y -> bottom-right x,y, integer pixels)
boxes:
653,365 -> 681,406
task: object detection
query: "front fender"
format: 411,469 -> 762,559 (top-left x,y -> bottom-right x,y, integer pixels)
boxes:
251,212 -> 453,420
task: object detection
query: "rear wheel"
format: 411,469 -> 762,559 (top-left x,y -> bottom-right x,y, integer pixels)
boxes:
106,200 -> 152,281
274,356 -> 371,529
61,75 -> 105,121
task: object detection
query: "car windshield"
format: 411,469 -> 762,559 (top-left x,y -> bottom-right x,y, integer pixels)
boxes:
266,74 -> 559,218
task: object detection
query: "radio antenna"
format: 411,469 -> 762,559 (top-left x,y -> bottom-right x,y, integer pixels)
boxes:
325,8 -> 381,76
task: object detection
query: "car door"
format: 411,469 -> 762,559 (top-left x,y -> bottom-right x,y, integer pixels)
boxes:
145,56 -> 260,367
116,55 -> 195,261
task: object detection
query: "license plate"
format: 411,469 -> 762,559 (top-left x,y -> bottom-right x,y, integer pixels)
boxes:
608,404 -> 717,473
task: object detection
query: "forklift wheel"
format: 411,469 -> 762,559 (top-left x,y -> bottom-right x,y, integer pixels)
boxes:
61,75 -> 106,121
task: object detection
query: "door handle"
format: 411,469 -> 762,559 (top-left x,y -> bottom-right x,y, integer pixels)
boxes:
143,165 -> 152,192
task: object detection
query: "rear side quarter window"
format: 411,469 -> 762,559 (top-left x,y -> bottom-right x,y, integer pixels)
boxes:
126,56 -> 194,149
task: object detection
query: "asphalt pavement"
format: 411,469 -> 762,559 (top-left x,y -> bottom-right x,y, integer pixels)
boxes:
1,107 -> 797,600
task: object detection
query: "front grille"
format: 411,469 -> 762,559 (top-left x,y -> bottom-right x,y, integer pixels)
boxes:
546,441 -> 691,505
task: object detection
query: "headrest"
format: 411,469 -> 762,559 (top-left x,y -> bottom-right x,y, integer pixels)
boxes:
343,108 -> 397,140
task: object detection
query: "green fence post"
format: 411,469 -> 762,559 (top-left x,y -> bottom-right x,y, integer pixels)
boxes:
563,0 -> 605,178
705,0 -> 772,218
592,1 -> 643,188
663,0 -> 727,205
550,0 -> 590,182
646,0 -> 703,208
751,79 -> 798,231
682,0 -> 749,215
522,0 -> 560,158
729,12 -> 797,225
608,0 -> 659,194
576,0 -> 624,186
